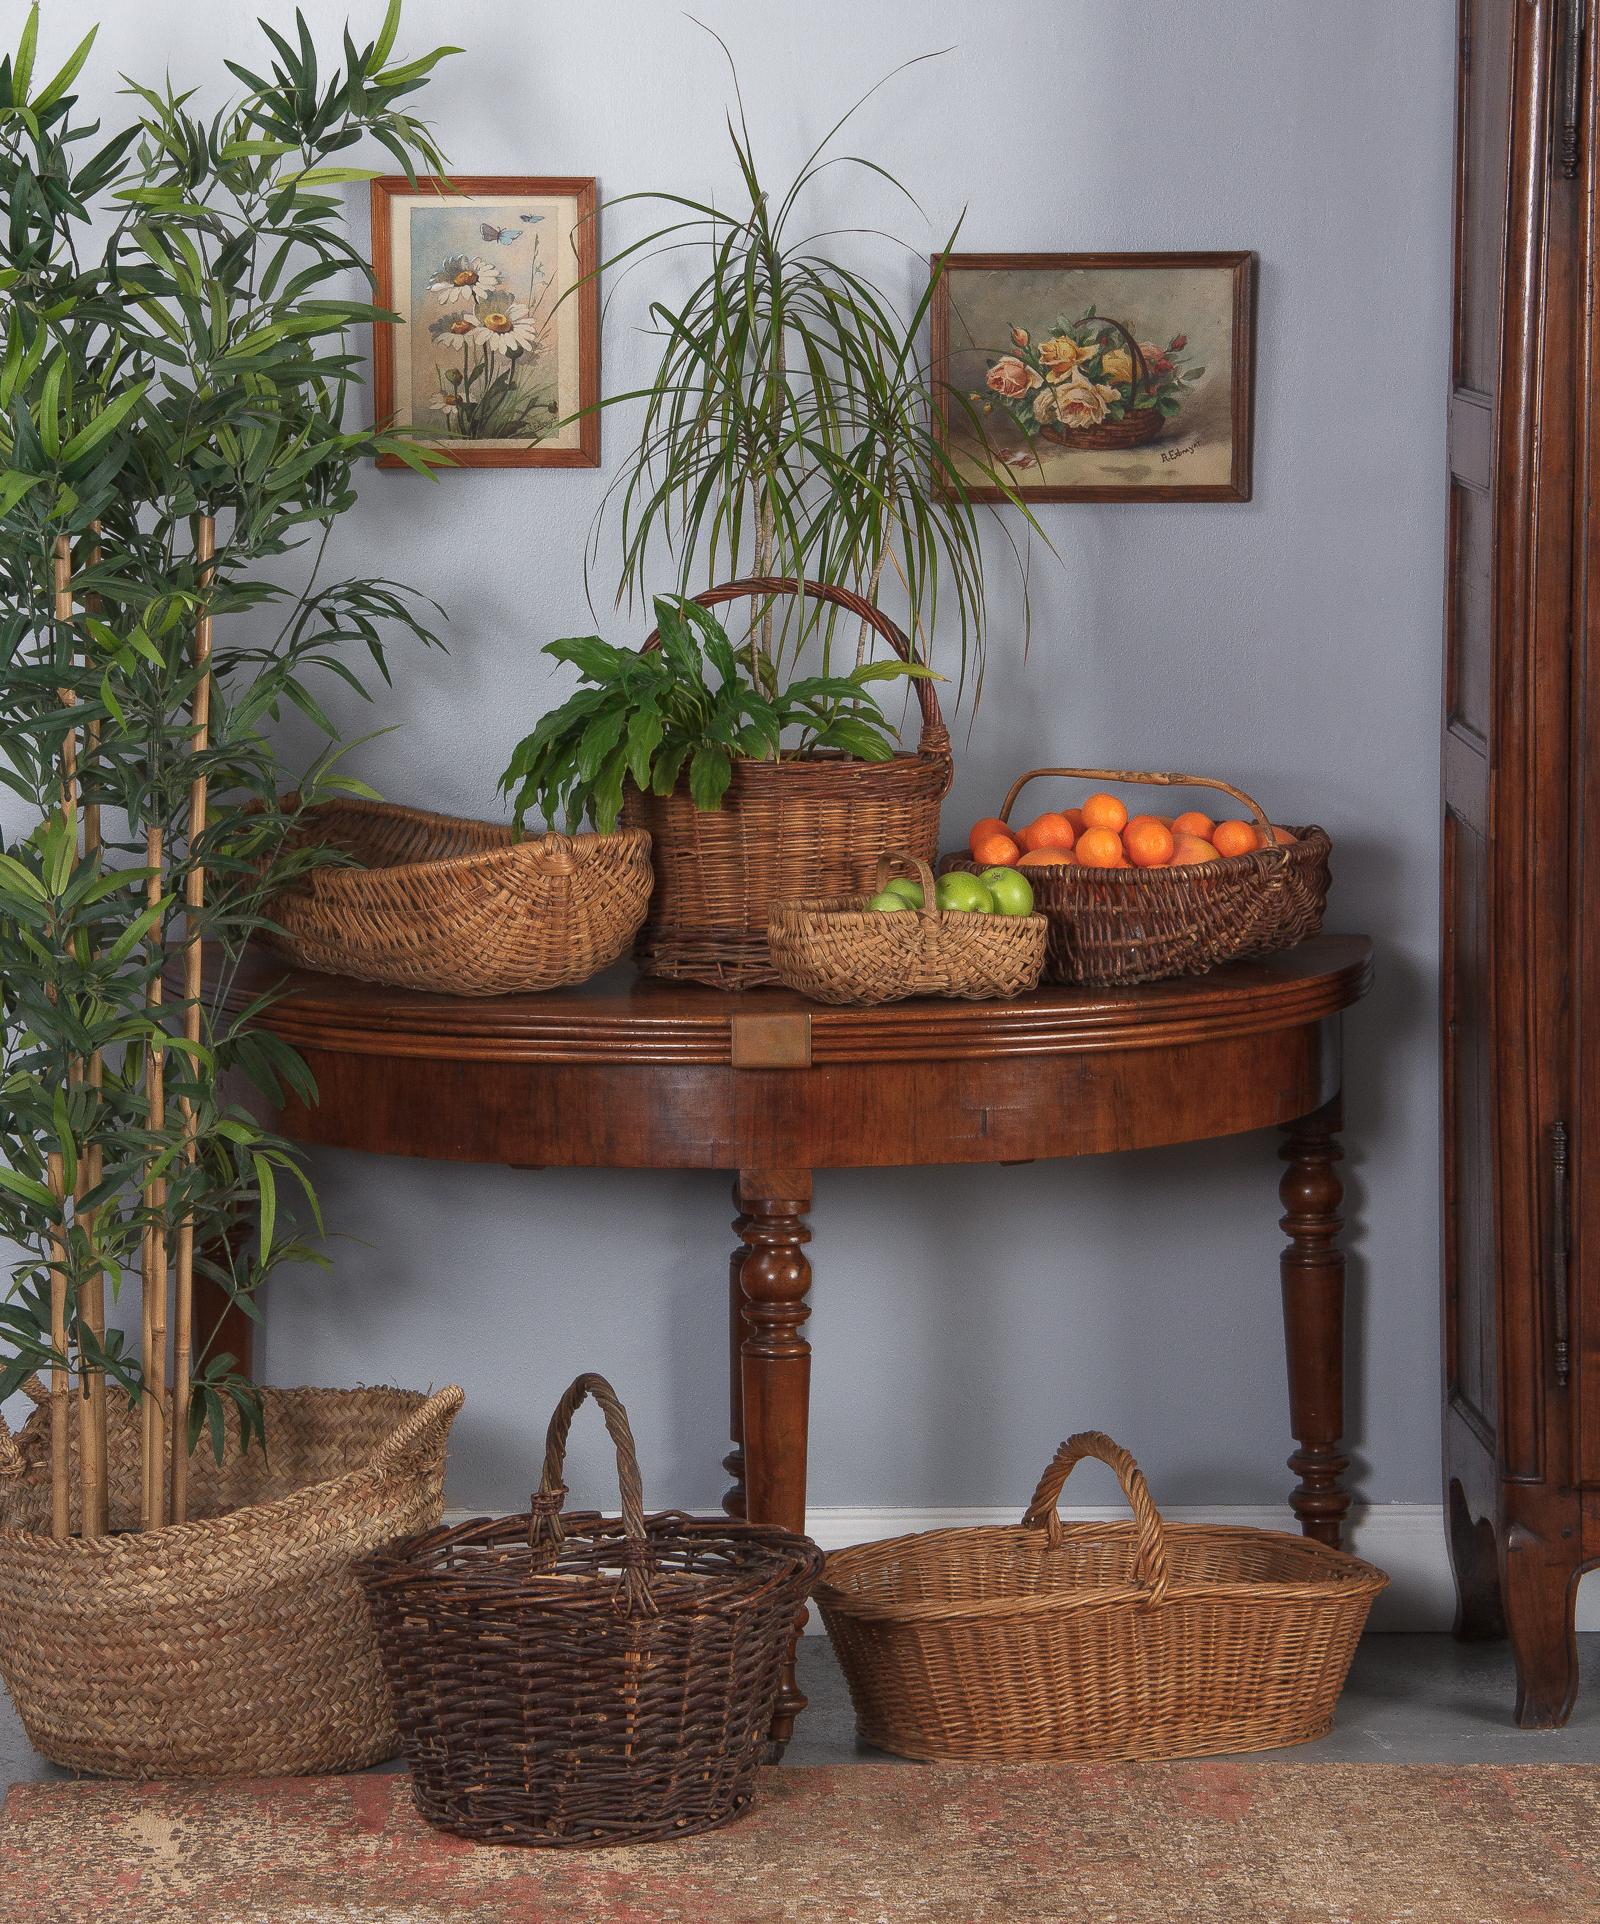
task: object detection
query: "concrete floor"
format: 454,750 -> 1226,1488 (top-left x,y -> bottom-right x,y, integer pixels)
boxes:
4,1634 -> 1600,1786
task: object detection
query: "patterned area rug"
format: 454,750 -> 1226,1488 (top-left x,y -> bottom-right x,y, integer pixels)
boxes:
4,1762 -> 1597,1923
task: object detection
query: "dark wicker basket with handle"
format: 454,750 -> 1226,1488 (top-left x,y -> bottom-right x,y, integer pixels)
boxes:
946,767 -> 1331,987
817,1430 -> 1387,1762
1038,317 -> 1164,451
358,1373 -> 823,1849
620,577 -> 953,989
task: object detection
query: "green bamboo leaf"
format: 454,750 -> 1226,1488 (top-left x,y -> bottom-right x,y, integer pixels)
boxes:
0,1165 -> 55,1211
12,3 -> 38,102
58,381 -> 149,466
252,1152 -> 276,1263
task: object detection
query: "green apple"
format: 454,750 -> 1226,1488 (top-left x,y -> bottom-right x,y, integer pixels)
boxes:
980,868 -> 1035,917
883,877 -> 924,908
866,889 -> 912,912
935,870 -> 994,914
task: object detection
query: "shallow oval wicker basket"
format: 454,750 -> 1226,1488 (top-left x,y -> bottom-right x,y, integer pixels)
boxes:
620,577 -> 953,990
946,767 -> 1331,987
768,853 -> 1047,1005
359,1373 -> 824,1848
261,799 -> 652,996
0,1379 -> 462,1777
817,1430 -> 1387,1763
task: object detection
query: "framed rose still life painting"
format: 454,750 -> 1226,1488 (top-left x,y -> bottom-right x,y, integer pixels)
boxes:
371,175 -> 599,469
931,251 -> 1256,502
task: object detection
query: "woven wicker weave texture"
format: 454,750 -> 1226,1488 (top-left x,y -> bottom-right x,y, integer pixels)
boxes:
817,1430 -> 1387,1762
0,1380 -> 461,1777
262,801 -> 652,995
359,1373 -> 824,1848
621,578 -> 953,989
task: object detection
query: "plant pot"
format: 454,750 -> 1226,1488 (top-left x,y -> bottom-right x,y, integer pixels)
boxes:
619,578 -> 953,989
0,1379 -> 462,1777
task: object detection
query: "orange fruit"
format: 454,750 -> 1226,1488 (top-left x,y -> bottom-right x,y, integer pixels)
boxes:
1075,826 -> 1127,869
1064,807 -> 1086,837
968,816 -> 1010,854
1017,810 -> 1076,853
972,831 -> 1021,868
1123,818 -> 1175,868
1171,810 -> 1216,840
1081,791 -> 1128,833
1268,825 -> 1298,846
1171,833 -> 1221,865
1018,847 -> 1074,867
1211,819 -> 1261,857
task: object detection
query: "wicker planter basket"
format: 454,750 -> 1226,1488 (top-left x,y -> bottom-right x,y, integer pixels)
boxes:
359,1373 -> 824,1848
768,853 -> 1047,1005
947,767 -> 1331,987
620,577 -> 952,989
0,1378 -> 462,1778
261,799 -> 652,995
817,1431 -> 1387,1763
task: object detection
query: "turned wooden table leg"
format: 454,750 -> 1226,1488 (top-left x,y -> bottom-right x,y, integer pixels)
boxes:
1279,1097 -> 1351,1547
736,1168 -> 813,1752
723,1181 -> 751,1520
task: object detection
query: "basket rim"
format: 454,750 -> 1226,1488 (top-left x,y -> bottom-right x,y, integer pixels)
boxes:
0,1383 -> 463,1560
815,1518 -> 1390,1622
944,825 -> 1329,889
358,1505 -> 825,1614
772,894 -> 1050,936
288,805 -> 650,892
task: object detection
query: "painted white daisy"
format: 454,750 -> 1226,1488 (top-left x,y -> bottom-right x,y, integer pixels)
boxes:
429,256 -> 503,308
469,302 -> 542,355
431,314 -> 478,351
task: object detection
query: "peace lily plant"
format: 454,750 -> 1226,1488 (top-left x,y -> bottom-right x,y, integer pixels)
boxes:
0,1 -> 448,1539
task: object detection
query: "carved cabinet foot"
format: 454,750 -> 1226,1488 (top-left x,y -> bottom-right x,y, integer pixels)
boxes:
1505,1531 -> 1580,1729
735,1168 -> 813,1753
1279,1099 -> 1351,1547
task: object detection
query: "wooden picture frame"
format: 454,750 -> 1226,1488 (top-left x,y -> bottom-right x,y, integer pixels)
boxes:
930,251 -> 1256,503
370,175 -> 599,470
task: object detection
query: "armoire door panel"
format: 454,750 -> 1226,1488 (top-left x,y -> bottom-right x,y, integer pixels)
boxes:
1454,0 -> 1517,396
1446,478 -> 1496,743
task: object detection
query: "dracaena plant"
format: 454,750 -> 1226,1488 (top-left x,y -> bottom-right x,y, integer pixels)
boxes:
500,595 -> 933,832
586,30 -> 1038,707
0,1 -> 451,1537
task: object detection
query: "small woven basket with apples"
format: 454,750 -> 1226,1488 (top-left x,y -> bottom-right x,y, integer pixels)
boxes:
768,852 -> 1047,1006
945,767 -> 1332,989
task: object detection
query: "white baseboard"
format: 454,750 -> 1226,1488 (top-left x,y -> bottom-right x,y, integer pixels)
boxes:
444,1502 -> 1600,1631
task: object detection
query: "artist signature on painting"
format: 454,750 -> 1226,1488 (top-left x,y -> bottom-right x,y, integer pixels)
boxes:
1161,440 -> 1200,464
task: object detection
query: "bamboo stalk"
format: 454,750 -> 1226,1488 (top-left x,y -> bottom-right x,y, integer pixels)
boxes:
170,514 -> 214,1524
140,819 -> 168,1532
74,531 -> 108,1536
47,536 -> 75,1538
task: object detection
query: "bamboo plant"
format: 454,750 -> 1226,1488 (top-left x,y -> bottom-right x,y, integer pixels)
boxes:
0,2 -> 449,1537
588,32 -> 1037,706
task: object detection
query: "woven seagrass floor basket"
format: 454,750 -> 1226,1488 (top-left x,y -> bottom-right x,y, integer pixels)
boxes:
359,1373 -> 824,1848
620,577 -> 953,989
0,1378 -> 462,1777
817,1431 -> 1387,1763
261,799 -> 652,995
946,767 -> 1331,986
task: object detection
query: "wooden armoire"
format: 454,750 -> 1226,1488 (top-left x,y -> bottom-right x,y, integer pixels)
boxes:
1443,0 -> 1596,1725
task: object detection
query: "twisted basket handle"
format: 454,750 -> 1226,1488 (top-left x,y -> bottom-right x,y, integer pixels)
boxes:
1021,1431 -> 1172,1608
642,576 -> 950,764
873,851 -> 940,920
0,1375 -> 48,1479
529,1372 -> 657,1616
999,767 -> 1284,861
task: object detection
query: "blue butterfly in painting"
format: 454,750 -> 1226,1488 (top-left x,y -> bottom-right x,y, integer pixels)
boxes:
480,215 -> 546,244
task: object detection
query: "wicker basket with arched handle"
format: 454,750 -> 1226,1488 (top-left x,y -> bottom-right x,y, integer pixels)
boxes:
1037,316 -> 1166,450
946,766 -> 1332,986
620,577 -> 953,989
817,1429 -> 1387,1762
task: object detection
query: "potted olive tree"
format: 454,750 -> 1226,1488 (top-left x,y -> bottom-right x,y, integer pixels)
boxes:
502,37 -> 1037,987
0,1 -> 462,1778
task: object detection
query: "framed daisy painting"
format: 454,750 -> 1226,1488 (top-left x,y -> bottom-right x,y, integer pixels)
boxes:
370,175 -> 599,468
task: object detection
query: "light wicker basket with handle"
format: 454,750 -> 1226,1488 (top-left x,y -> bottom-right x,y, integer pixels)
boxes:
817,1429 -> 1387,1763
946,766 -> 1331,987
767,852 -> 1047,1006
620,577 -> 953,990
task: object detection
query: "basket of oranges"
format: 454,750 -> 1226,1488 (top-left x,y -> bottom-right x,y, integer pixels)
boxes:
946,767 -> 1331,988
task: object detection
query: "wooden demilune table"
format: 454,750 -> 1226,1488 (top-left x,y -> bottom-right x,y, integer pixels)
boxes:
212,933 -> 1373,1748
